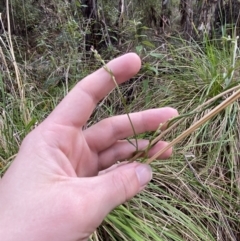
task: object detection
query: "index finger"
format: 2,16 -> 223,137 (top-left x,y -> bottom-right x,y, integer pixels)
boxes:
46,53 -> 141,128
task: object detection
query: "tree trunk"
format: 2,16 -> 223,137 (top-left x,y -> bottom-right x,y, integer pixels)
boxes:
81,0 -> 98,20
81,0 -> 101,50
179,0 -> 194,39
180,0 -> 240,40
116,0 -> 124,28
160,0 -> 171,33
197,0 -> 219,37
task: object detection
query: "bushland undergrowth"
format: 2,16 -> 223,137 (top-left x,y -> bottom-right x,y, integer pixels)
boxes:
1,1 -> 240,240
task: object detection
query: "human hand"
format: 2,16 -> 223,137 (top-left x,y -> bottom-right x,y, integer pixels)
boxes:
0,53 -> 178,241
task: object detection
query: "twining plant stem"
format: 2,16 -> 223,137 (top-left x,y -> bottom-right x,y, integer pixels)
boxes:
146,87 -> 240,164
91,48 -> 139,150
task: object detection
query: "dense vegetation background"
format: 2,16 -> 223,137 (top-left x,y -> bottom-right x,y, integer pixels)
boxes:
1,0 -> 240,240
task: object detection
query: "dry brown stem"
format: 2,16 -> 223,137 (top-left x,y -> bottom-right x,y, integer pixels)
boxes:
146,87 -> 240,164
128,85 -> 240,163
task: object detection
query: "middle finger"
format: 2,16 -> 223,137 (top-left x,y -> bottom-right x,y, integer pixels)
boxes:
84,107 -> 178,152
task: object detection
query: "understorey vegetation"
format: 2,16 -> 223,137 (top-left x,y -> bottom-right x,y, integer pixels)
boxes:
1,0 -> 240,240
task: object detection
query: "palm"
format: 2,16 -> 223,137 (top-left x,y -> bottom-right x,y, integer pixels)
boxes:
44,125 -> 100,177
26,53 -> 177,179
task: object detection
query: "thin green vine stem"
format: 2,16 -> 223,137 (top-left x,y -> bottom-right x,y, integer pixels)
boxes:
92,48 -> 139,151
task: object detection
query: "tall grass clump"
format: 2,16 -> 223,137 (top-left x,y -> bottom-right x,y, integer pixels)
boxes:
0,1 -> 91,175
86,34 -> 240,240
0,2 -> 30,172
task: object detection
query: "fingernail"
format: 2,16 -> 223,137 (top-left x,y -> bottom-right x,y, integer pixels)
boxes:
135,164 -> 152,187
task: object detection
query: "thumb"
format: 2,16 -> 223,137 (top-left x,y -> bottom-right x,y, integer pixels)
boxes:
94,162 -> 152,216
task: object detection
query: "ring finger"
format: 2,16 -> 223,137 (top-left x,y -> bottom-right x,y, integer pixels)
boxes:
98,139 -> 172,171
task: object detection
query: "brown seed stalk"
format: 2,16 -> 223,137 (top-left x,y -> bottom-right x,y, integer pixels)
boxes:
146,88 -> 240,164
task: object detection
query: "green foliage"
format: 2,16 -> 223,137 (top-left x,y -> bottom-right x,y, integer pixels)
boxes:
85,35 -> 240,240
10,0 -> 41,30
1,0 -> 240,240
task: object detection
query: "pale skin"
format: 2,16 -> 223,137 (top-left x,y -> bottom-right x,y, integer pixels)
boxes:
0,53 -> 178,241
